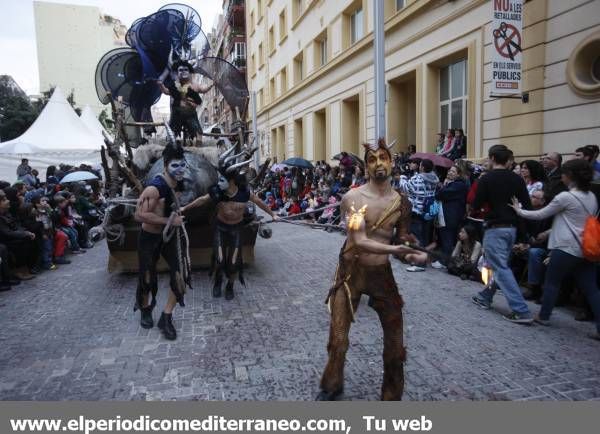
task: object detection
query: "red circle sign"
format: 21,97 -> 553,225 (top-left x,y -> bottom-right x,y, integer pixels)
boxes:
494,23 -> 522,60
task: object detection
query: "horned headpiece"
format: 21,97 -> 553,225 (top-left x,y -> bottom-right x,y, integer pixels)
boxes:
218,138 -> 258,180
362,137 -> 398,154
162,122 -> 185,163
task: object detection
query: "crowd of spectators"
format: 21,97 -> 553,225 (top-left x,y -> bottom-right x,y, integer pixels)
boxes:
257,142 -> 600,338
0,159 -> 106,291
6,142 -> 600,339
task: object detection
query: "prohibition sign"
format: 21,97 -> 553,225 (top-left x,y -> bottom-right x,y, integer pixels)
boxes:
493,22 -> 522,61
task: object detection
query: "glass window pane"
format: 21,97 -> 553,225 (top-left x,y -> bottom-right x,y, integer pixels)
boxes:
451,100 -> 463,129
351,8 -> 363,43
440,104 -> 449,133
396,0 -> 405,10
451,60 -> 465,98
440,66 -> 449,101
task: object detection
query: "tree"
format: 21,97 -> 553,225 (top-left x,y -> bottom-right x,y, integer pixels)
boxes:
0,95 -> 37,142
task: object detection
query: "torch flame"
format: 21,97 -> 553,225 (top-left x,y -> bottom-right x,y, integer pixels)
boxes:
481,266 -> 492,286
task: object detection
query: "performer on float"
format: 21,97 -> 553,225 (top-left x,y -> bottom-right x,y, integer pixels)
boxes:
134,136 -> 192,340
316,138 -> 413,401
156,59 -> 213,140
182,146 -> 278,300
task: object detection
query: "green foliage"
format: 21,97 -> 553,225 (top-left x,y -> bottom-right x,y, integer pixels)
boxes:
0,95 -> 37,141
1,86 -> 83,141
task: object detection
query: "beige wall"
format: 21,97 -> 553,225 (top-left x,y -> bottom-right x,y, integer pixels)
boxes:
35,1 -> 126,115
248,0 -> 600,162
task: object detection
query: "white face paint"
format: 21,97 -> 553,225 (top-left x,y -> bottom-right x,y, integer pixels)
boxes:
177,66 -> 190,81
167,159 -> 187,181
217,175 -> 229,191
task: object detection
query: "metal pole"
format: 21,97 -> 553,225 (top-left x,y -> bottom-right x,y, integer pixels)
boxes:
374,0 -> 386,141
251,91 -> 260,170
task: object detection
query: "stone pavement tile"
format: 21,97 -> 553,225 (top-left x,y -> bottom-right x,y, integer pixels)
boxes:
562,388 -> 600,400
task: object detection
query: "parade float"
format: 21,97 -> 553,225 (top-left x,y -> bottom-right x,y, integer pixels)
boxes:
93,4 -> 268,272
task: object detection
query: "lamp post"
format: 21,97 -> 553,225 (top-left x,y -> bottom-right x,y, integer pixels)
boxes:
374,0 -> 386,141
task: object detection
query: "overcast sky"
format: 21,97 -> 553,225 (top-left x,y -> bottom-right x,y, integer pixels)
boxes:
0,0 -> 222,95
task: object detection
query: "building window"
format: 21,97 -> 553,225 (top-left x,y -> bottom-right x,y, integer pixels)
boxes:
231,42 -> 246,67
439,59 -> 468,133
270,77 -> 276,101
319,37 -> 327,66
396,0 -> 405,11
251,53 -> 256,75
279,8 -> 287,42
269,26 -> 275,54
293,0 -> 304,21
257,0 -> 263,21
250,11 -> 255,34
258,42 -> 264,67
280,67 -> 288,93
294,51 -> 304,84
350,7 -> 363,44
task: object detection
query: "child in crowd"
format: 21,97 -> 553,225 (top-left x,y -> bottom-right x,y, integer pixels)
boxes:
54,194 -> 84,254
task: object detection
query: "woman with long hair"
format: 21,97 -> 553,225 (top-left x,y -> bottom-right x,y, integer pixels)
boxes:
447,225 -> 482,280
520,159 -> 546,196
510,159 -> 600,340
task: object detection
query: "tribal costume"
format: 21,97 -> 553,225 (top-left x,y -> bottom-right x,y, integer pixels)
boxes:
318,138 -> 411,401
135,175 -> 189,312
135,128 -> 192,341
166,62 -> 204,139
210,186 -> 251,291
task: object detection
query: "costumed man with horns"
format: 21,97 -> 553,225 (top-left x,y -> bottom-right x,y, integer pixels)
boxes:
316,138 -> 413,401
134,136 -> 192,341
182,145 -> 278,300
156,59 -> 213,140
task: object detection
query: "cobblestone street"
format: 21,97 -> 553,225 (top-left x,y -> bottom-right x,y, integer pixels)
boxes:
1,220 -> 600,401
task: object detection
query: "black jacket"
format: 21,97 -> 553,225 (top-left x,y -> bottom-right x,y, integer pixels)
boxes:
436,179 -> 468,228
0,214 -> 29,242
543,167 -> 567,203
473,169 -> 531,227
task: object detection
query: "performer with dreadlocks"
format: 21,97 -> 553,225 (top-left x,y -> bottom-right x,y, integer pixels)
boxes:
182,145 -> 277,300
156,59 -> 213,140
134,138 -> 192,340
315,138 -> 413,401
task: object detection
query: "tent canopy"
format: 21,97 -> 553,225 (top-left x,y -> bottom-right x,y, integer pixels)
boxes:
0,87 -> 105,153
80,105 -> 113,142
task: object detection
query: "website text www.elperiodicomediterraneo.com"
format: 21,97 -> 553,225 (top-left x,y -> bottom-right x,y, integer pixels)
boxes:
9,414 -> 434,434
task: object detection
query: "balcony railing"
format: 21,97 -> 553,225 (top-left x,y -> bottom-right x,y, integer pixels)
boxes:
231,57 -> 247,68
227,0 -> 245,29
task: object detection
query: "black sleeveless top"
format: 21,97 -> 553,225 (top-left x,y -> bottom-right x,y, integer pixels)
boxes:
147,175 -> 175,213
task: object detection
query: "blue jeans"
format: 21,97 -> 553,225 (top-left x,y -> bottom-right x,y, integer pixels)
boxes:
479,227 -> 531,315
60,227 -> 80,251
410,215 -> 433,247
540,249 -> 600,333
527,247 -> 547,285
41,237 -> 53,267
438,226 -> 458,259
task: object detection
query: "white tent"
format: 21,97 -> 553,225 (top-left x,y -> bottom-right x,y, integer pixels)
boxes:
80,105 -> 113,142
0,87 -> 104,182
